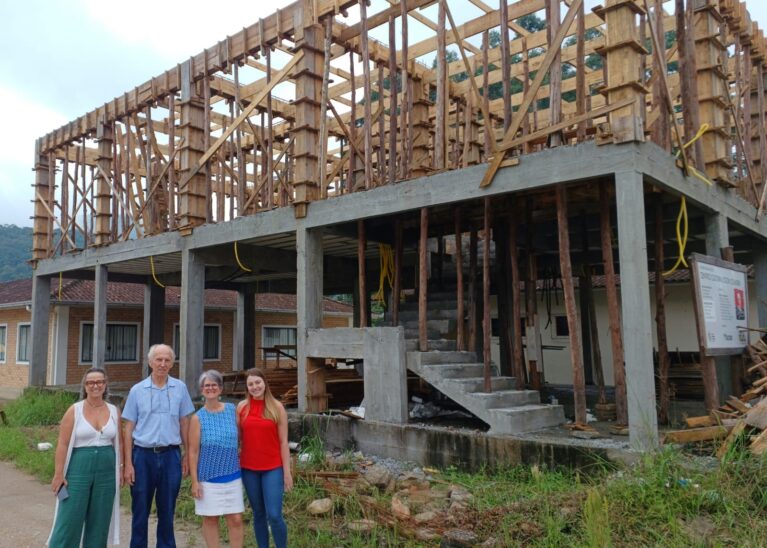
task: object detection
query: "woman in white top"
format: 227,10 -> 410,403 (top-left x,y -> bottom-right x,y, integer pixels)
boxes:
47,368 -> 122,547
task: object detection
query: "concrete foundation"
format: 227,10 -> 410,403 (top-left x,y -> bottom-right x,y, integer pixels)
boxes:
291,413 -> 633,472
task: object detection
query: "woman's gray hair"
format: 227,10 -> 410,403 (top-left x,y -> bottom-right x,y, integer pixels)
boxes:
198,369 -> 224,390
80,367 -> 109,401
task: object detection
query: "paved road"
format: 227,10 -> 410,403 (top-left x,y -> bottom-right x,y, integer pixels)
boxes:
0,461 -> 200,547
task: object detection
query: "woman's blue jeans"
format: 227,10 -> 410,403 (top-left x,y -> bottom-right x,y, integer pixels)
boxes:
241,467 -> 287,548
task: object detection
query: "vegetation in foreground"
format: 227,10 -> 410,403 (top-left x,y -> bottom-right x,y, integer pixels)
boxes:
2,389 -> 767,546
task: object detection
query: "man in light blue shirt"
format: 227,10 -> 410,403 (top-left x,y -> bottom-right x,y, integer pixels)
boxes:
123,343 -> 195,548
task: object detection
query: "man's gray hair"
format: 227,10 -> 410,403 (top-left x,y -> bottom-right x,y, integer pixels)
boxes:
198,369 -> 224,389
147,343 -> 175,363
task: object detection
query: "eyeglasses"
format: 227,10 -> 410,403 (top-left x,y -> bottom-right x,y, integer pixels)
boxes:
85,380 -> 106,387
202,384 -> 221,390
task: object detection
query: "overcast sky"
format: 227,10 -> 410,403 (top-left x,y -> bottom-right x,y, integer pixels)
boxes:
1,0 -> 765,228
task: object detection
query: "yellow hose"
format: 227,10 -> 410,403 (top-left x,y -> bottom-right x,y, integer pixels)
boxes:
234,241 -> 253,272
150,256 -> 166,288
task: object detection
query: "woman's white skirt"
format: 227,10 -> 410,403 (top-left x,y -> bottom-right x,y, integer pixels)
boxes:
194,478 -> 245,516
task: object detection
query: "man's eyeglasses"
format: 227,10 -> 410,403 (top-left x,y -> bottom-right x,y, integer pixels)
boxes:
85,380 -> 106,387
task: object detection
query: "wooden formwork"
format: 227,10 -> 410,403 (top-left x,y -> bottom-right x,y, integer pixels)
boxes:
31,0 -> 767,261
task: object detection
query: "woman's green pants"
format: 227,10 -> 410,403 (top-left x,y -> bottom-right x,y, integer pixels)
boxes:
49,446 -> 116,547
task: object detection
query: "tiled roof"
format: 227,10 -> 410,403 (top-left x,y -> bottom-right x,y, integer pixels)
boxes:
0,278 -> 351,314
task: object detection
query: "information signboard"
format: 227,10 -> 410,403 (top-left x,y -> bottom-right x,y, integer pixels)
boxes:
689,253 -> 749,356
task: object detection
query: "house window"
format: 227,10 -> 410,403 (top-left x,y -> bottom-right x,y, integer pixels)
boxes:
0,324 -> 7,362
81,323 -> 139,363
554,315 -> 570,338
262,326 -> 297,360
173,324 -> 221,361
17,323 -> 31,363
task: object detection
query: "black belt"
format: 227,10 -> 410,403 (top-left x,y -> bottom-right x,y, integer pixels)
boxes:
136,444 -> 179,453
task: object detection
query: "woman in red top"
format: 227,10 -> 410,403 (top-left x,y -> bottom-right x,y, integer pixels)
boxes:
237,369 -> 292,548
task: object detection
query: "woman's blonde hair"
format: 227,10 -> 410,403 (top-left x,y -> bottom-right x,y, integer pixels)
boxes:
242,368 -> 280,423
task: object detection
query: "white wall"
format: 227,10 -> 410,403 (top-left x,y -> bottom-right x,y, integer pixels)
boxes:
492,280 -> 759,386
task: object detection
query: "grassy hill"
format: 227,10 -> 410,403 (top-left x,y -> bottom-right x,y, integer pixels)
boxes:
0,225 -> 32,282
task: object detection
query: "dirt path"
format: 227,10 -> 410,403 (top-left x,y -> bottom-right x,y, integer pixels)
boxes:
0,461 -> 200,547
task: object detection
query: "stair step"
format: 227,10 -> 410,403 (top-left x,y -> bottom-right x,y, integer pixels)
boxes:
444,376 -> 516,392
420,363 -> 487,379
405,339 -> 456,351
468,389 -> 541,409
488,404 -> 566,434
408,350 -> 478,365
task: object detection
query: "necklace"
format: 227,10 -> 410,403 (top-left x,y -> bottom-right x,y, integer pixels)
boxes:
85,399 -> 106,408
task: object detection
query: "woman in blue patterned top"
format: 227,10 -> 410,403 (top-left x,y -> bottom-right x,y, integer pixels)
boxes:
188,370 -> 244,548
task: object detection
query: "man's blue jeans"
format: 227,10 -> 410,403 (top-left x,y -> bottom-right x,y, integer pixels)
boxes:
130,446 -> 182,548
241,467 -> 287,548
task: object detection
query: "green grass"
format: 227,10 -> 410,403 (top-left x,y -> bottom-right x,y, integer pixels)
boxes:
4,390 -> 767,546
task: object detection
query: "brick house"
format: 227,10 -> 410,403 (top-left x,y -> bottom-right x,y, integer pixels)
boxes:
0,278 -> 352,398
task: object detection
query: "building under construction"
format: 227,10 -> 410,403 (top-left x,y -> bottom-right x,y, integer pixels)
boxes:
27,0 -> 767,454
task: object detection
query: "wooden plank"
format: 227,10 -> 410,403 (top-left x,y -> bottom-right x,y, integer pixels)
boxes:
419,207 -> 429,351
744,397 -> 767,430
664,425 -> 732,443
482,197 -> 492,392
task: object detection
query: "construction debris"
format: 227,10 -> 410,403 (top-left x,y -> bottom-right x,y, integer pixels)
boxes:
665,338 -> 767,458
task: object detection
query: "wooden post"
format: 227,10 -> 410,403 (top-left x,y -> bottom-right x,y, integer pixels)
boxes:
179,59 -> 208,229
293,0 -> 322,218
546,0 -> 563,146
600,185 -> 627,425
557,185 -> 587,425
392,220 -> 403,326
360,0 -> 373,190
358,219 -> 368,328
694,0 -> 732,185
483,198 -> 492,392
409,74 -> 431,177
455,208 -> 465,351
655,194 -> 671,424
435,0 -> 447,170
500,0 -> 511,132
95,116 -> 113,245
603,0 -> 647,143
419,208 -> 429,351
32,141 -> 52,261
676,0 -> 703,164
509,218 -> 525,388
388,15 -> 398,185
469,226 -> 479,354
525,203 -> 543,389
651,0 -> 671,150
400,0 -> 410,179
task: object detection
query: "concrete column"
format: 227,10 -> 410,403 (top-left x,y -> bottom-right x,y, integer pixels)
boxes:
92,265 -> 108,369
755,249 -> 767,329
29,274 -> 51,387
297,225 -> 324,412
52,306 -> 70,385
705,212 -> 732,401
363,327 -> 408,423
180,249 -> 205,392
235,286 -> 256,371
142,282 -> 166,377
615,171 -> 658,450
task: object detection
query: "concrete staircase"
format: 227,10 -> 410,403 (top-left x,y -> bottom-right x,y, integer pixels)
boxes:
394,285 -> 563,433
406,349 -> 564,434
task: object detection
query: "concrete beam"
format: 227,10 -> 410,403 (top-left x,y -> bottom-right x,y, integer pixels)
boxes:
92,265 -> 108,369
28,274 -> 51,387
180,249 -> 205,393
615,171 -> 658,451
638,142 -> 767,241
305,328 -> 364,359
34,230 -> 183,277
303,142 -> 639,228
297,225 -> 324,413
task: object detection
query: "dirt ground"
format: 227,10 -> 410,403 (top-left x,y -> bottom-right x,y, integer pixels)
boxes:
0,461 -> 200,547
